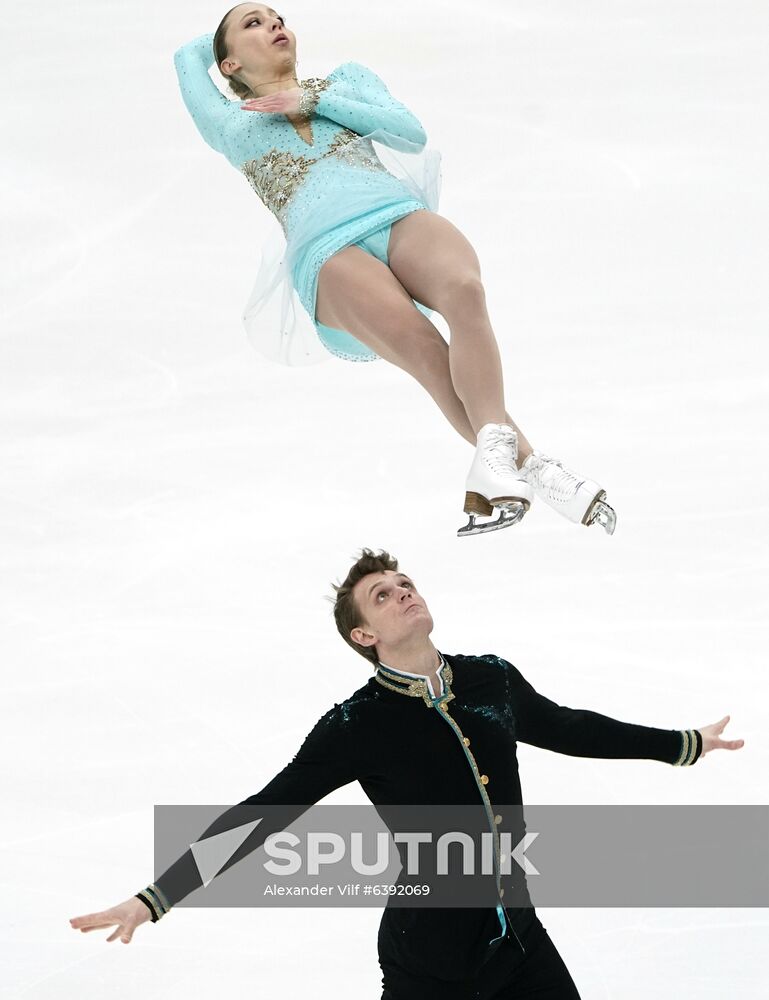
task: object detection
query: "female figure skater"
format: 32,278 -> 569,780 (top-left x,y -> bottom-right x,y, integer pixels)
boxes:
173,3 -> 617,537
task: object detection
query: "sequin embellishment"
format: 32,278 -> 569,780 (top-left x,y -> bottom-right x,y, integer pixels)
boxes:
240,67 -> 391,229
240,125 -> 390,227
298,76 -> 331,117
326,129 -> 389,173
241,148 -> 315,227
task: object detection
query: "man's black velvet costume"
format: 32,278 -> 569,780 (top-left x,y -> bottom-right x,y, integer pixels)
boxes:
148,652 -> 702,982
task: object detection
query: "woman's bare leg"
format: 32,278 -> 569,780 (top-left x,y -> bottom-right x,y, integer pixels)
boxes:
386,210 -> 532,460
317,246 -> 474,443
315,243 -> 533,461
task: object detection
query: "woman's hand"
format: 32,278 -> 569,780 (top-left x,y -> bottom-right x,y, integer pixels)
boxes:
69,895 -> 153,944
697,715 -> 744,759
240,87 -> 303,115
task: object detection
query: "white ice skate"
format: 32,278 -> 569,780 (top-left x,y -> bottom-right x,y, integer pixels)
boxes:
457,423 -> 534,537
519,449 -> 617,534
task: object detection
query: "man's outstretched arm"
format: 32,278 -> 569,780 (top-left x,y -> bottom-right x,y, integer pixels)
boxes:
497,657 -> 701,765
137,701 -> 359,917
69,701 -> 360,943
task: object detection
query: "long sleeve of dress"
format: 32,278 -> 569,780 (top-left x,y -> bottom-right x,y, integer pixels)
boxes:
146,704 -> 358,912
306,62 -> 427,152
499,658 -> 702,765
173,33 -> 234,154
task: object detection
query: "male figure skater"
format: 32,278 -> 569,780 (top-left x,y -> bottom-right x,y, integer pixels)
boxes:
70,548 -> 743,999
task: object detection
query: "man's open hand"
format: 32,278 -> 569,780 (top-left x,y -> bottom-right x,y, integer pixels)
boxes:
69,896 -> 152,944
697,715 -> 744,759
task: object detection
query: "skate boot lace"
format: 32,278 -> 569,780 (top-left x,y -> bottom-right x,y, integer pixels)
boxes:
524,452 -> 582,501
482,426 -> 519,475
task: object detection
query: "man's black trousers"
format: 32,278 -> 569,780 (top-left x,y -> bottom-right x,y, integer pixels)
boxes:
379,914 -> 582,1000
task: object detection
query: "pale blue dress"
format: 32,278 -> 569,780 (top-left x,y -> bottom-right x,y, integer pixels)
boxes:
173,34 -> 443,365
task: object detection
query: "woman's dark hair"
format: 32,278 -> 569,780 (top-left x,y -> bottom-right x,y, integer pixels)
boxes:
328,548 -> 399,665
214,4 -> 256,100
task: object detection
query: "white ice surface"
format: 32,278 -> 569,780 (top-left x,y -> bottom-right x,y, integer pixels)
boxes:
1,1 -> 768,997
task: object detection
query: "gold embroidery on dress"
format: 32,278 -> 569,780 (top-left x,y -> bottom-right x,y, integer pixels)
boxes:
326,129 -> 389,174
241,148 -> 315,228
298,76 -> 331,117
239,74 -> 391,227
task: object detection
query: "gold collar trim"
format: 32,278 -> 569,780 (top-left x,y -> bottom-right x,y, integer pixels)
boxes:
374,658 -> 455,708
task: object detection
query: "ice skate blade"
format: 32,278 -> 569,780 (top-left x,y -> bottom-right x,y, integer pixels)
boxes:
583,493 -> 617,535
457,503 -> 526,538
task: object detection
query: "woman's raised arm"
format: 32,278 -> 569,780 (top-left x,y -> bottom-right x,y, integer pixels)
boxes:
173,32 -> 234,154
306,62 -> 428,153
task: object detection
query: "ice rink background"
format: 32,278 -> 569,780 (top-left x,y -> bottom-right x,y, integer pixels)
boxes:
2,0 -> 767,996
